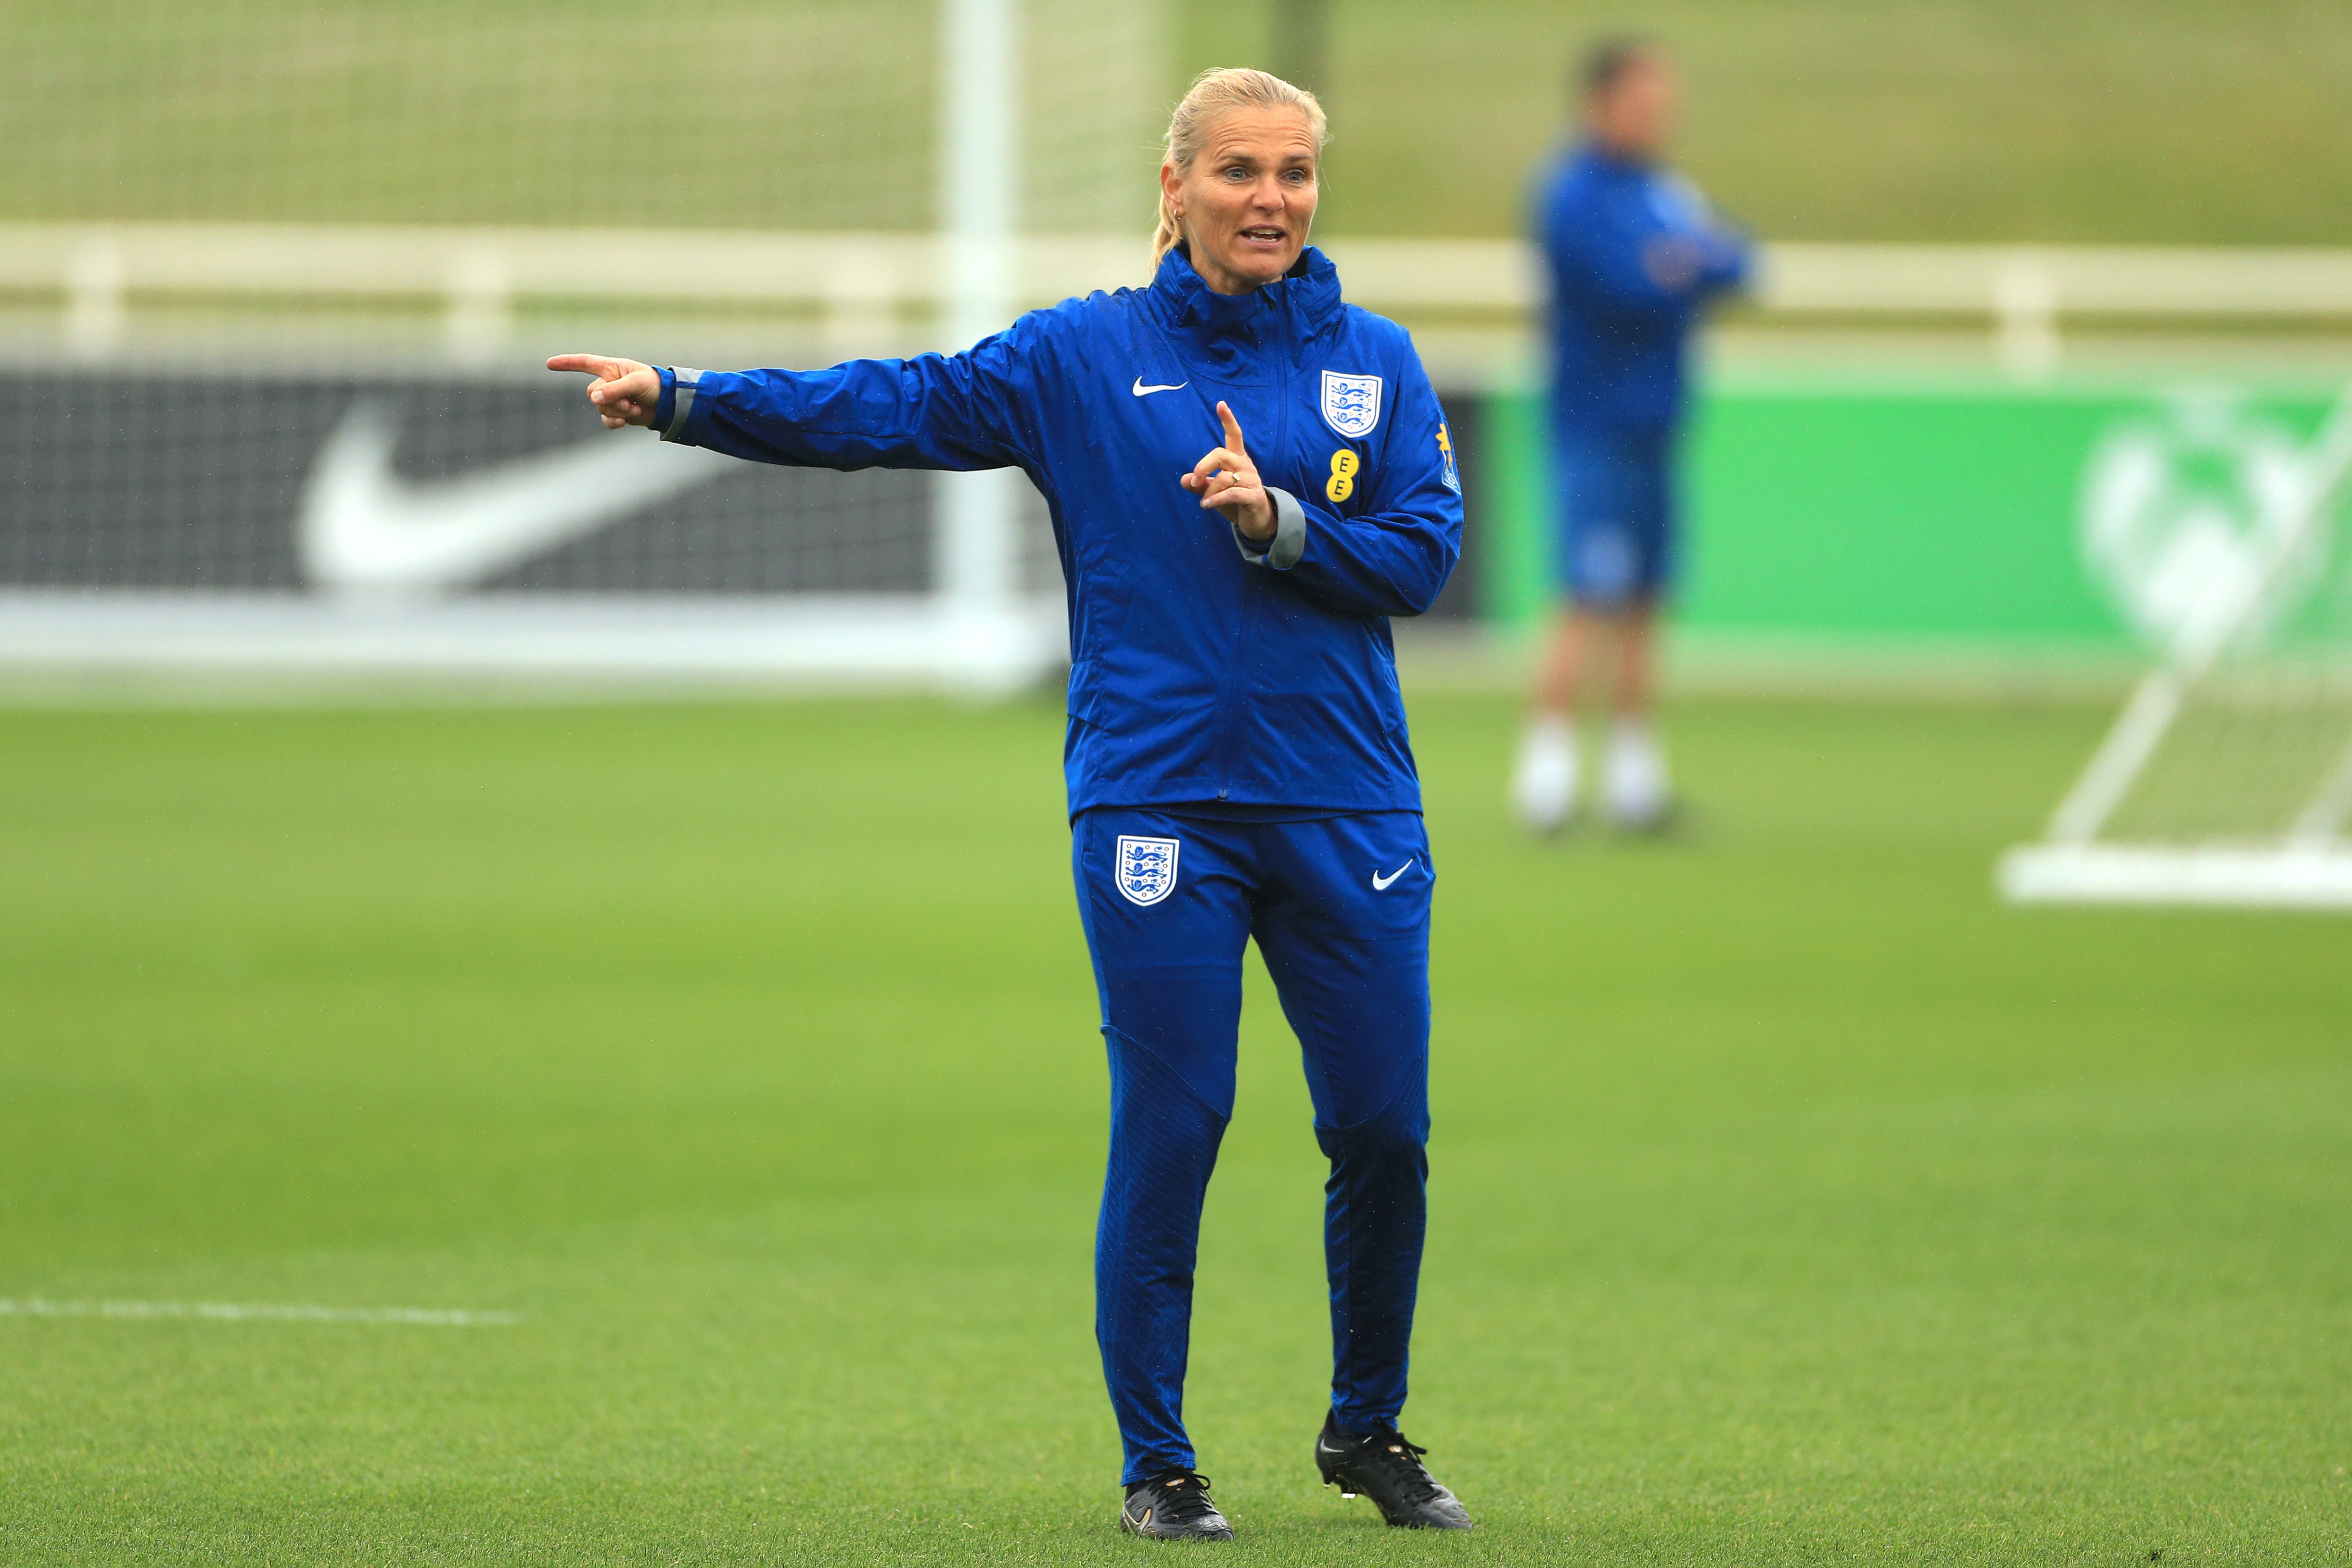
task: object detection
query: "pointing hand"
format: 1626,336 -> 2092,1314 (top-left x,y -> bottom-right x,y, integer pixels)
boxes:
547,354 -> 660,429
1181,401 -> 1276,543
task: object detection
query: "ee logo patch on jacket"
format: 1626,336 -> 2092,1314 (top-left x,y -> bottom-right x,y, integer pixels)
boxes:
1326,448 -> 1360,504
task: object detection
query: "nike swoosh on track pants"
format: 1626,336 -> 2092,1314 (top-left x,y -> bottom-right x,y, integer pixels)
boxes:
1072,808 -> 1433,1486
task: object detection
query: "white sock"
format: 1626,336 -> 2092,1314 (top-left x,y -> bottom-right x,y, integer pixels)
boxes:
1607,718 -> 1669,827
1511,714 -> 1578,831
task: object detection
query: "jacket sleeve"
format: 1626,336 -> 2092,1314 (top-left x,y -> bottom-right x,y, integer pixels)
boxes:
652,310 -> 1052,472
1544,179 -> 1747,326
1253,348 -> 1462,619
1709,227 -> 1756,296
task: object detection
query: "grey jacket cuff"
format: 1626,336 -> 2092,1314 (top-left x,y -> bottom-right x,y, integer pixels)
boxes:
659,367 -> 704,443
1235,486 -> 1307,571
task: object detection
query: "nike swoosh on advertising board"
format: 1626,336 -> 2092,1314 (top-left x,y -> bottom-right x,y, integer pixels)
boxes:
1132,378 -> 1188,396
1372,860 -> 1413,890
298,400 -> 734,593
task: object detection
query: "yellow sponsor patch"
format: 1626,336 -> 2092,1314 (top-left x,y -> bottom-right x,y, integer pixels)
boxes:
1326,447 -> 1361,504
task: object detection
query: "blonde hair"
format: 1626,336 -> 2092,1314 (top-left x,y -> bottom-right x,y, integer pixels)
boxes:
1152,67 -> 1329,271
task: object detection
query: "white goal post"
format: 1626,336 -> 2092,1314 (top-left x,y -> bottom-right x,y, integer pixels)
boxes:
1999,382 -> 2352,907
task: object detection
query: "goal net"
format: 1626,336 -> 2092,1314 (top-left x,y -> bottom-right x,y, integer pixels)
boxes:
1999,385 -> 2352,907
0,0 -> 1166,688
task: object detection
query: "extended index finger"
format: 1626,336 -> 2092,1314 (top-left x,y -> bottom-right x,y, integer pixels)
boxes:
546,354 -> 622,379
1215,400 -> 1247,456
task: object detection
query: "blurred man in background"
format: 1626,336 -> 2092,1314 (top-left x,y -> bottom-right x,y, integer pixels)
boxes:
1512,38 -> 1750,832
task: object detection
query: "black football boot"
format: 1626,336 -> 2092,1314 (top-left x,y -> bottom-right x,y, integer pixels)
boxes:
1315,1411 -> 1475,1530
1118,1468 -> 1236,1542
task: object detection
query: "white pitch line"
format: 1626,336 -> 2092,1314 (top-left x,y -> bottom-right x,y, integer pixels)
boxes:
0,1298 -> 521,1326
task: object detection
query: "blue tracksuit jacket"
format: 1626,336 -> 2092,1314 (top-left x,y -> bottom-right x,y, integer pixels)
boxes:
1536,142 -> 1751,437
650,246 -> 1462,817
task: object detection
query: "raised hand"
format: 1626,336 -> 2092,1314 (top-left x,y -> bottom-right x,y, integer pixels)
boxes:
547,354 -> 662,429
1181,401 -> 1277,543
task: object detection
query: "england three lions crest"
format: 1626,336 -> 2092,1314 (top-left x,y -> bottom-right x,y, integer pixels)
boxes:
1321,371 -> 1383,439
1114,835 -> 1180,907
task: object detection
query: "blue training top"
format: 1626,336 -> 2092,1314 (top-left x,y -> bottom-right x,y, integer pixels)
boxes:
1535,142 -> 1751,439
651,246 -> 1463,819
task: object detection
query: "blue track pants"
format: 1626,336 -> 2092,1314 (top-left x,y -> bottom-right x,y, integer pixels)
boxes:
1072,807 -> 1433,1485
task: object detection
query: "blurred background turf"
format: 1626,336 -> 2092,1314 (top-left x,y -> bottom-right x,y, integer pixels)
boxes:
3,695 -> 2345,1563
7,0 -> 2350,241
1189,0 -> 2352,242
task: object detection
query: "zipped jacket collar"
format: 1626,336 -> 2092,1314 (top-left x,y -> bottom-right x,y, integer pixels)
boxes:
1144,245 -> 1345,366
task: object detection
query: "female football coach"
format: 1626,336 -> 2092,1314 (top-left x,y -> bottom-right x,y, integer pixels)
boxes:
551,67 -> 1471,1541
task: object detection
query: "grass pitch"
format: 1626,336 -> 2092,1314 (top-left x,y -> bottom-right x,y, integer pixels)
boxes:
1,691 -> 2347,1564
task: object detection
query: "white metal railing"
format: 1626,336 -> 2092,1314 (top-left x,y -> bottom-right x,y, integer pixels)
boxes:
10,220 -> 2352,689
8,223 -> 2352,360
